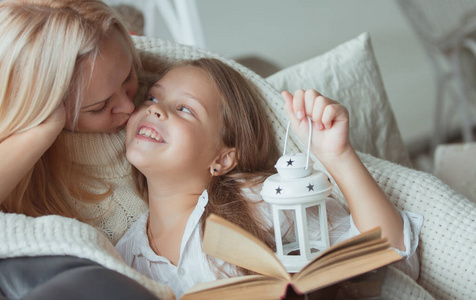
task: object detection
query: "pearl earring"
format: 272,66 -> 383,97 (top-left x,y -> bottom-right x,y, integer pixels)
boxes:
210,167 -> 217,176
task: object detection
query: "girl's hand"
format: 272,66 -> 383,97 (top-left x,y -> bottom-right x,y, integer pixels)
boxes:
282,89 -> 351,162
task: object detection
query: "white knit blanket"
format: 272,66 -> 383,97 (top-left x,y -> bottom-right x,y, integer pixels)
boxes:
0,36 -> 474,300
0,212 -> 175,299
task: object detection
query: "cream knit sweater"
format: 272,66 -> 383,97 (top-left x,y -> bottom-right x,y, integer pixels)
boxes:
59,129 -> 148,245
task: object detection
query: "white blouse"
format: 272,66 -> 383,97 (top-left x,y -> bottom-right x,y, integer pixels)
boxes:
116,190 -> 423,299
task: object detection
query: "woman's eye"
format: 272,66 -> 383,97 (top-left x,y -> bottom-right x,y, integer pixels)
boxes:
89,100 -> 110,115
178,105 -> 193,114
147,96 -> 159,103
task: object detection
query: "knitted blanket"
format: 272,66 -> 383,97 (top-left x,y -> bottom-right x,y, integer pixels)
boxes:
0,212 -> 175,299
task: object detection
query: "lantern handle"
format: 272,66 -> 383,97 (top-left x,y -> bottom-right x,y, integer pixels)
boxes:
283,117 -> 312,169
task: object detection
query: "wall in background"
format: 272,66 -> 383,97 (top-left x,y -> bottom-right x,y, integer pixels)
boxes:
153,0 -> 436,149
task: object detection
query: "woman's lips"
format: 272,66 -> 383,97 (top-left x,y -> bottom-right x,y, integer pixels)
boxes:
120,118 -> 130,127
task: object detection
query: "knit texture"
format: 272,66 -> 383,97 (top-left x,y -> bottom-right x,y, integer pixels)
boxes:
0,211 -> 174,299
59,129 -> 148,245
382,267 -> 435,300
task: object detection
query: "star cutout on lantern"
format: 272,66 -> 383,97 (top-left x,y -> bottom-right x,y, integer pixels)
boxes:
307,183 -> 314,191
275,187 -> 282,195
286,159 -> 294,166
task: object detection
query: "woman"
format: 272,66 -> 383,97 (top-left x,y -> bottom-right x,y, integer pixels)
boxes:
0,0 -> 148,244
0,0 -> 170,298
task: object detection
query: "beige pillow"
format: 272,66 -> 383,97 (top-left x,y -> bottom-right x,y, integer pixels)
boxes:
266,33 -> 411,166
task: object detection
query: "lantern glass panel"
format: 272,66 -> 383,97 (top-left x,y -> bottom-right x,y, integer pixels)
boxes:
307,206 -> 322,254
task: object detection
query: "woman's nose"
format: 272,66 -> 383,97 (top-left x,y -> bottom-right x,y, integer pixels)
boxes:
112,92 -> 135,114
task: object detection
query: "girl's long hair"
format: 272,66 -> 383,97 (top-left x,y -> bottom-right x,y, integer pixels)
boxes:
133,58 -> 281,276
0,0 -> 140,218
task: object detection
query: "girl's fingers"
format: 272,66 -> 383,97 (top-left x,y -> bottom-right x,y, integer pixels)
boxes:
281,90 -> 293,103
311,96 -> 329,130
321,103 -> 348,129
292,89 -> 305,120
284,89 -> 348,131
321,104 -> 337,129
282,91 -> 300,128
304,89 -> 320,118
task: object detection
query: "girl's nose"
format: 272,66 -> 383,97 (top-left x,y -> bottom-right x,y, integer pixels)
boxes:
147,103 -> 167,120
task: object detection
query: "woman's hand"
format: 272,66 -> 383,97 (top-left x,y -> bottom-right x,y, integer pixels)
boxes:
282,89 -> 351,163
40,102 -> 66,137
0,103 -> 66,205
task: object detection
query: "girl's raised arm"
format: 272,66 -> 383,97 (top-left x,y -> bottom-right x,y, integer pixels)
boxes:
282,90 -> 405,251
0,104 -> 65,205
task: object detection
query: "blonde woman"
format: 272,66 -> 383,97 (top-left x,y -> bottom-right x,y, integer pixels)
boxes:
0,0 -> 160,298
0,0 -> 149,243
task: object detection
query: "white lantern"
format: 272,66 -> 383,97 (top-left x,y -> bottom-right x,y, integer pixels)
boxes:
260,120 -> 333,273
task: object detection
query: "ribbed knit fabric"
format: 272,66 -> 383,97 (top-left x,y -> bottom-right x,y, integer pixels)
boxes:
59,129 -> 148,245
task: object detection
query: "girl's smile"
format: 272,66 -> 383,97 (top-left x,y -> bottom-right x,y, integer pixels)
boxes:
137,125 -> 166,143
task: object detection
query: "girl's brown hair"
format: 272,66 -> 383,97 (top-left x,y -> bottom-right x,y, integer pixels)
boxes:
133,58 -> 281,276
0,0 -> 140,218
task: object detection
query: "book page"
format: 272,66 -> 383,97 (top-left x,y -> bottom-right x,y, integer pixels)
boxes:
185,275 -> 267,293
202,214 -> 291,281
292,249 -> 402,293
182,276 -> 287,300
297,227 -> 382,276
294,239 -> 391,280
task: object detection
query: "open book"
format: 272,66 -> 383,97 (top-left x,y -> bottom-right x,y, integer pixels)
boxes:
182,214 -> 402,300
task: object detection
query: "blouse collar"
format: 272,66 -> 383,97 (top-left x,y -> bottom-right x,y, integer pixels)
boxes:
132,190 -> 209,265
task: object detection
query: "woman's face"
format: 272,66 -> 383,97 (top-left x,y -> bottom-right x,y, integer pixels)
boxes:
64,30 -> 138,133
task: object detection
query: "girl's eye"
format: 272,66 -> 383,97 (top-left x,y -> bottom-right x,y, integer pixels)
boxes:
178,105 -> 193,114
147,95 -> 159,103
90,99 -> 110,115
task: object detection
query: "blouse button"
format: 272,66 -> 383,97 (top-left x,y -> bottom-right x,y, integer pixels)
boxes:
178,268 -> 186,276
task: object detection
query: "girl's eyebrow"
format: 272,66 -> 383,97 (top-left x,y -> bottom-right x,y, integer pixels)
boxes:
151,83 -> 208,113
81,64 -> 134,110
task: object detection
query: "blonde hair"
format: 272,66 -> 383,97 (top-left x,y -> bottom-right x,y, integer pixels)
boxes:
0,0 -> 140,218
133,58 -> 281,276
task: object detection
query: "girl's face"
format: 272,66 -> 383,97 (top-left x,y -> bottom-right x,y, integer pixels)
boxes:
126,65 -> 224,180
64,30 -> 138,133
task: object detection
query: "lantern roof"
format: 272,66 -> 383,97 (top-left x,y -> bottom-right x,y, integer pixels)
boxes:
261,152 -> 333,205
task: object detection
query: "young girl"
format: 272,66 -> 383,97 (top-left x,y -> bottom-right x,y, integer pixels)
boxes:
116,58 -> 422,298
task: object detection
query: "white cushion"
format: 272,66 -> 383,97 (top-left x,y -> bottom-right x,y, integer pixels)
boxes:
434,142 -> 476,201
266,33 -> 411,167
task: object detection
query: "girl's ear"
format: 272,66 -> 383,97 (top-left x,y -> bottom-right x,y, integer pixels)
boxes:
211,147 -> 236,176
